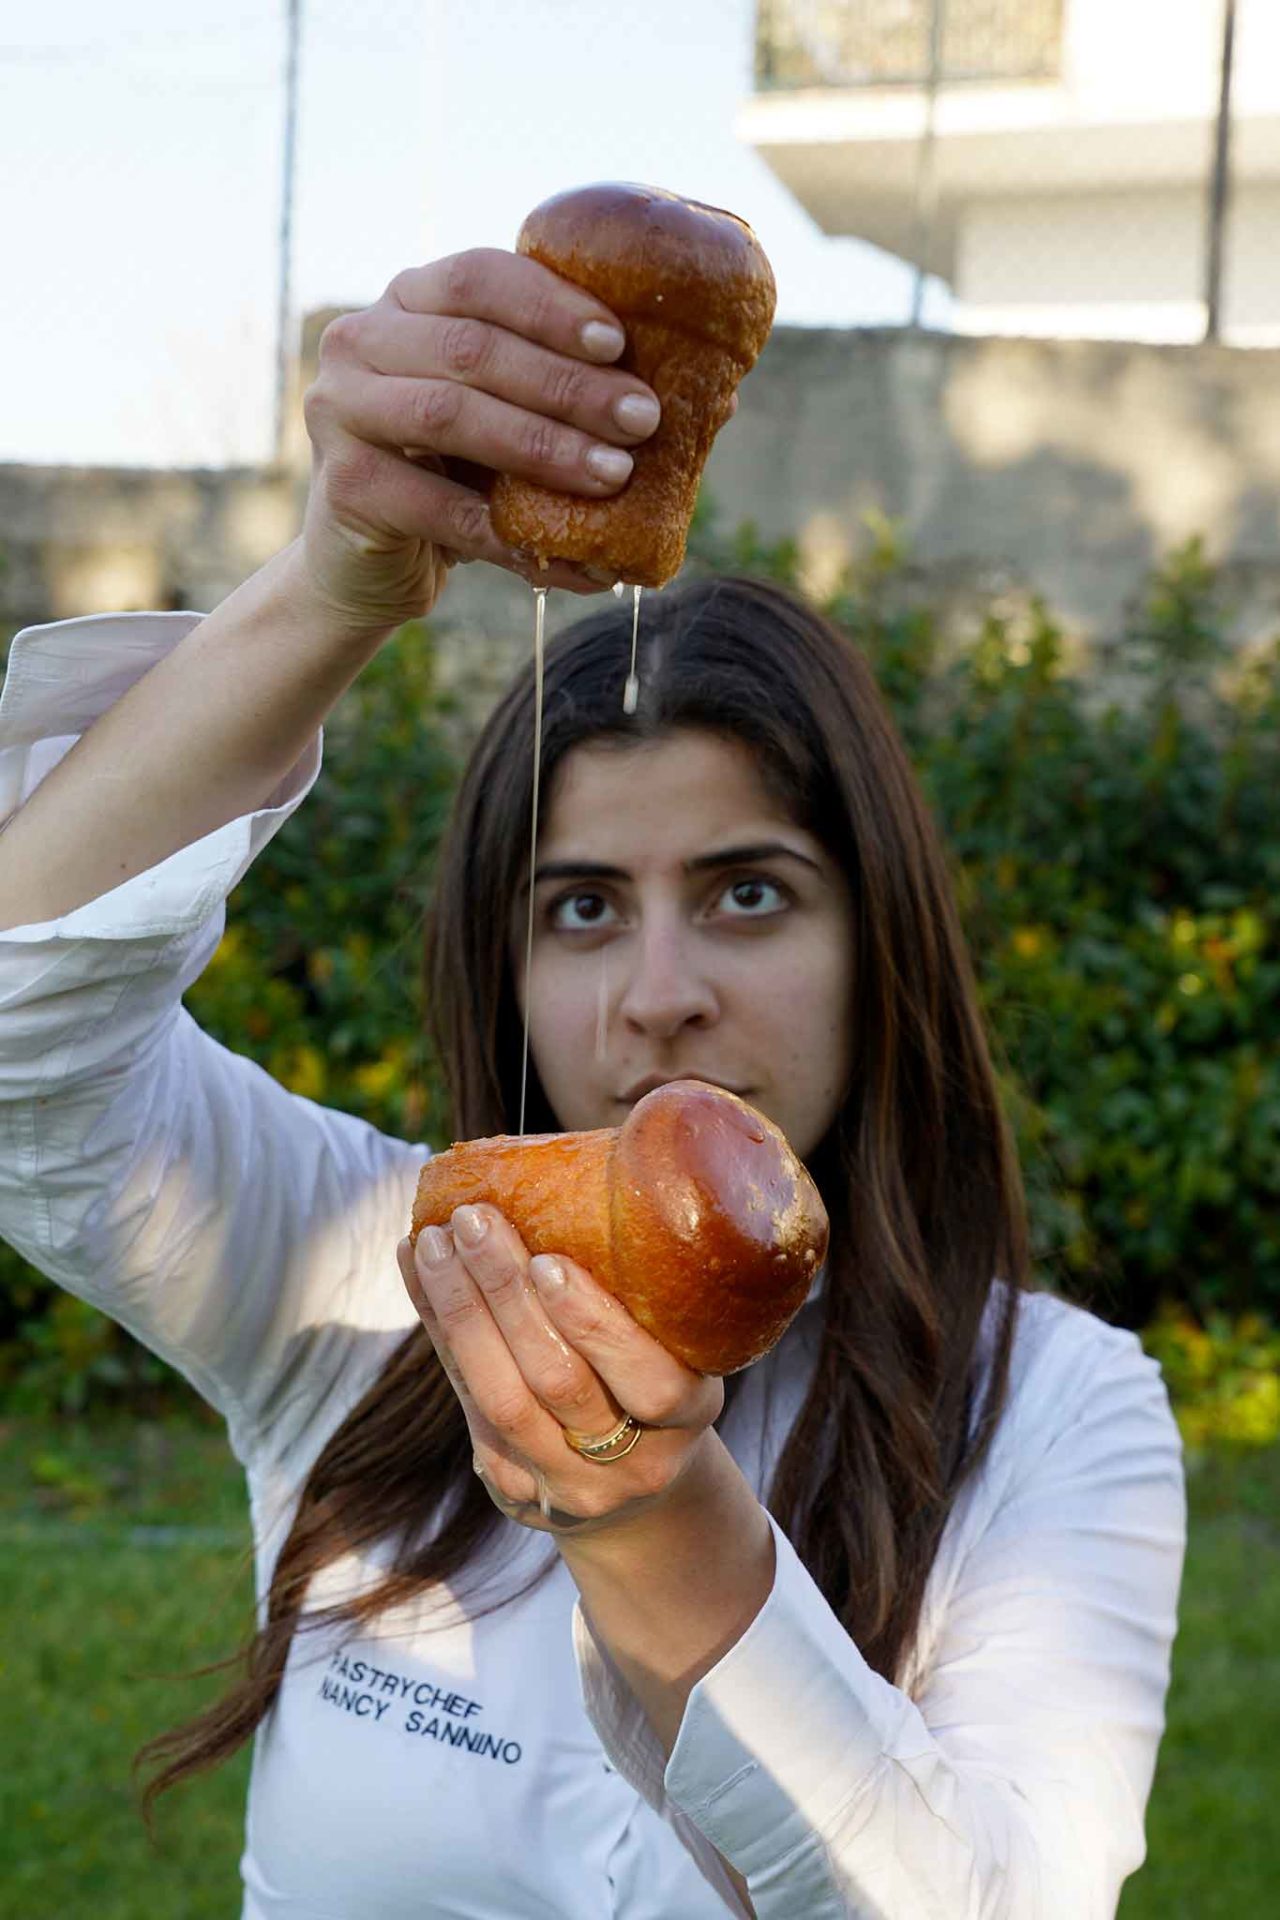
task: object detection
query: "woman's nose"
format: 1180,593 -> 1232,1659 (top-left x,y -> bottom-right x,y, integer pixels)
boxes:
617,923 -> 718,1039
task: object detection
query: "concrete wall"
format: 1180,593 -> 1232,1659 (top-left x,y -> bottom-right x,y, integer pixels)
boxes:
0,462 -> 297,630
698,326 -> 1280,653
4,325 -> 1280,709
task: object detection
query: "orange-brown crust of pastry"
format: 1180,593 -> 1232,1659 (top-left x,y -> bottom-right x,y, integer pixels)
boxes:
489,183 -> 777,588
410,1082 -> 827,1376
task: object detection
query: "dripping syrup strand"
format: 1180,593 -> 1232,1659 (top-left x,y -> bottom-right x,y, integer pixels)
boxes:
518,585 -> 548,1136
621,581 -> 643,714
594,947 -> 609,1061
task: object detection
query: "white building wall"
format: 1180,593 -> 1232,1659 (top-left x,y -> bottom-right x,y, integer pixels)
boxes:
1064,0 -> 1225,117
745,0 -> 1280,342
953,182 -> 1280,346
1219,183 -> 1280,344
954,188 -> 1206,343
1061,0 -> 1280,120
950,0 -> 1280,343
1232,0 -> 1280,115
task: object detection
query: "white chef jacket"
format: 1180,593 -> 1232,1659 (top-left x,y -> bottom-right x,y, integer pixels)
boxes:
0,611 -> 1187,1920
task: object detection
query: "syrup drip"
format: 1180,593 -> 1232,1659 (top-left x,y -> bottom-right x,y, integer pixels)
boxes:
517,576 -> 645,1133
623,582 -> 643,714
594,948 -> 609,1062
517,586 -> 548,1136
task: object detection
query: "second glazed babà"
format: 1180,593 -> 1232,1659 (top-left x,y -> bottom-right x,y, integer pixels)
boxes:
410,1081 -> 827,1375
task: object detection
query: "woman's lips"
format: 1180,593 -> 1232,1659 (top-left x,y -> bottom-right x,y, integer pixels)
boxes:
617,1072 -> 749,1104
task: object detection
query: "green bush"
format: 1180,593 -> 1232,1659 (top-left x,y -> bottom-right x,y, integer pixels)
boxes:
1141,1302 -> 1280,1454
3,525 -> 1279,1412
903,542 -> 1278,1329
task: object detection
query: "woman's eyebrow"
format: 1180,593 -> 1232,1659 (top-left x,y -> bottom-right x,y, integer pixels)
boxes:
531,859 -> 629,886
685,841 -> 824,875
531,842 -> 822,888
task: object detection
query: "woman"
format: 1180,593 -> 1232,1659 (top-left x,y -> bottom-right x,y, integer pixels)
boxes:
0,248 -> 1184,1918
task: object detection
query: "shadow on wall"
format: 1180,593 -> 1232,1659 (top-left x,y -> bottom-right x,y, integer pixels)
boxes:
0,464 -> 297,637
695,328 -> 1280,651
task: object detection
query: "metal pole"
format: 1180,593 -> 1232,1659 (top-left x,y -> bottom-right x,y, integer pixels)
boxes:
273,0 -> 302,464
1204,0 -> 1237,343
910,0 -> 947,328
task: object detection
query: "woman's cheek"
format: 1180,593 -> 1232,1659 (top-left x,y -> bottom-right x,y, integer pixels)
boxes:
528,959 -> 609,1128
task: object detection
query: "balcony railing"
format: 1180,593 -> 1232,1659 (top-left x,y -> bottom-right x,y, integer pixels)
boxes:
755,0 -> 1065,91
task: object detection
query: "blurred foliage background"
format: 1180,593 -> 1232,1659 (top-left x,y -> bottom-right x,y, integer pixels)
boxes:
2,511 -> 1278,1453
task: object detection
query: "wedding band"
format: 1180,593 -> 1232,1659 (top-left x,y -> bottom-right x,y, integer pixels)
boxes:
563,1414 -> 644,1463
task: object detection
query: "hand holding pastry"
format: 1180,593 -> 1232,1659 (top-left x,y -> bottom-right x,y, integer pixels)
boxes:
397,1204 -> 724,1536
297,248 -> 665,634
411,1082 -> 829,1375
399,1084 -> 827,1533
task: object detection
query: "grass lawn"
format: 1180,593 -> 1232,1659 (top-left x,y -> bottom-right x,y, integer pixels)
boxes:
3,1412 -> 1277,1917
1119,1440 -> 1280,1918
2,1415 -> 253,1919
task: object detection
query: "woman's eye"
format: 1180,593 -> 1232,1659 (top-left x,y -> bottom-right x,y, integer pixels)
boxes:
718,877 -> 787,918
549,891 -> 616,931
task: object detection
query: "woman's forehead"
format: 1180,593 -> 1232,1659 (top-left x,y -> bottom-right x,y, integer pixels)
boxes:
540,729 -> 804,859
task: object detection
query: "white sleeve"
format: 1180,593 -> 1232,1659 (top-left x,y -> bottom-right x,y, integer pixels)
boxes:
575,1314 -> 1186,1919
0,612 -> 423,1465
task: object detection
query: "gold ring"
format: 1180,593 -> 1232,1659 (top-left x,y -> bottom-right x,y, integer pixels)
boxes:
563,1414 -> 644,1463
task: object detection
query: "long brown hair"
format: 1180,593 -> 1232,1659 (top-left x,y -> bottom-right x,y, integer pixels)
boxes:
140,574 -> 1027,1810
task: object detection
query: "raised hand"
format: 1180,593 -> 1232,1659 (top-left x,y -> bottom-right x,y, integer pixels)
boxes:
299,249 -> 663,634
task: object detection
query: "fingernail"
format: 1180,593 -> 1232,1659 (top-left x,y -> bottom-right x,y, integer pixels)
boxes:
580,320 -> 626,361
585,445 -> 634,485
419,1226 -> 453,1266
613,392 -> 660,435
530,1254 -> 567,1294
453,1205 -> 488,1248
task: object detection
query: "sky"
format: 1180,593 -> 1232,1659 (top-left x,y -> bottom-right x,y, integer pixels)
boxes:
3,0 -> 947,469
